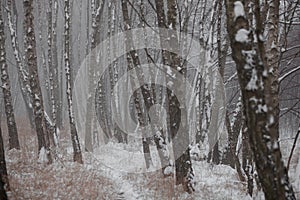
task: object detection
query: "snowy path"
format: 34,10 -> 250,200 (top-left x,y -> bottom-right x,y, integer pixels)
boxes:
84,142 -> 254,200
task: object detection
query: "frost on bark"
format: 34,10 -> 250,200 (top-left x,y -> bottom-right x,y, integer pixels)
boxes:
24,0 -> 52,164
0,5 -> 20,150
47,0 -> 58,147
6,0 -> 35,130
225,0 -> 295,199
35,0 -> 58,148
64,0 -> 83,164
0,126 -> 9,195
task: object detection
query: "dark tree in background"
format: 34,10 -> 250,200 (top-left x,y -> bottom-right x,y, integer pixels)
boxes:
23,0 -> 52,163
0,0 -> 20,150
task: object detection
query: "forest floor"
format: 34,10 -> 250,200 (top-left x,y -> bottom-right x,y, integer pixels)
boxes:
2,119 -> 300,199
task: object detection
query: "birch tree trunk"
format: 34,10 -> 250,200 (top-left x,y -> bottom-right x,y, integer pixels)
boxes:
52,0 -> 62,129
47,0 -> 58,147
121,0 -> 155,168
225,0 -> 295,199
265,0 -> 280,139
242,124 -> 254,196
167,0 -> 194,192
6,0 -> 35,130
0,4 -> 20,150
152,0 -> 194,193
64,0 -> 83,164
85,0 -> 105,152
84,0 -> 93,151
24,0 -> 52,164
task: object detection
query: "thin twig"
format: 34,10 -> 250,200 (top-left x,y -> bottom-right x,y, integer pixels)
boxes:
287,124 -> 300,170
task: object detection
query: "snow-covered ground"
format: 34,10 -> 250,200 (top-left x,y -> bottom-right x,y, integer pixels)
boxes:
3,125 -> 299,199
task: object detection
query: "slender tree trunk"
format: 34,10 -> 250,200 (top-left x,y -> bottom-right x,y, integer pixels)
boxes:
52,0 -> 62,129
36,0 -> 50,112
84,0 -> 92,152
225,0 -> 295,199
265,0 -> 280,139
121,0 -> 156,169
223,100 -> 243,168
85,0 -> 105,151
153,0 -> 194,193
24,0 -> 52,164
217,0 -> 241,167
242,124 -> 254,196
0,4 -> 20,150
168,0 -> 194,192
196,75 -> 205,145
6,0 -> 35,130
47,0 -> 58,147
64,0 -> 83,164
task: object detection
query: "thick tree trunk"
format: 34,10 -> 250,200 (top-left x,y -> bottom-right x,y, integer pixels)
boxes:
0,178 -> 8,200
225,0 -> 295,199
64,0 -> 83,164
24,0 -> 52,164
0,5 -> 20,150
0,127 -> 9,194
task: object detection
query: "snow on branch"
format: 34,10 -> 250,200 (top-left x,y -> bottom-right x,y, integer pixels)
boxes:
279,65 -> 300,83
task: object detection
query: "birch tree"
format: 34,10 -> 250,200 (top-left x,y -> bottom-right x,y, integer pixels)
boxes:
47,0 -> 59,147
0,2 -> 20,150
24,0 -> 52,163
64,0 -> 83,164
6,0 -> 35,130
52,0 -> 62,129
85,0 -> 105,152
151,0 -> 195,192
225,0 -> 295,199
120,0 -> 156,168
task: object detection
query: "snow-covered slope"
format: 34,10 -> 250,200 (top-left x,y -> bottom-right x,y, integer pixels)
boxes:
5,136 -> 299,199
